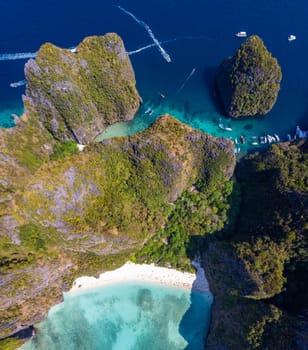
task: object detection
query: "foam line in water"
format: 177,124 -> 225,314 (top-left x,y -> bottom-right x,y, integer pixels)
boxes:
0,52 -> 37,61
176,68 -> 196,94
9,79 -> 27,88
118,5 -> 171,63
0,46 -> 77,62
127,38 -> 177,55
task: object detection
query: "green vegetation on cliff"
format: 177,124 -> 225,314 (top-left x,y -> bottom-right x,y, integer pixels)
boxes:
24,33 -> 140,144
216,35 -> 282,118
0,114 -> 235,341
205,140 -> 307,350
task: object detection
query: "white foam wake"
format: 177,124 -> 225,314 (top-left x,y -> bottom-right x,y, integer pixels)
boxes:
0,52 -> 37,61
176,67 -> 196,94
9,79 -> 27,88
118,5 -> 171,63
127,38 -> 177,55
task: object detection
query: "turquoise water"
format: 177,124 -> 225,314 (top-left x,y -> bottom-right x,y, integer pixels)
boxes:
0,0 -> 307,154
20,282 -> 213,350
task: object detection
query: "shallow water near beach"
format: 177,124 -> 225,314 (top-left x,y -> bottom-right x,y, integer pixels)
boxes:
20,282 -> 212,350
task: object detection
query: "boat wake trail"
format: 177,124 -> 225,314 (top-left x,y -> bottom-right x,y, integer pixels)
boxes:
0,52 -> 36,61
9,79 -> 27,88
176,68 -> 196,94
118,5 -> 171,63
127,38 -> 177,55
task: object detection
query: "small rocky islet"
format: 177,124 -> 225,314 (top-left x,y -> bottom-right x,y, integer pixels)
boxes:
0,33 -> 307,350
216,35 -> 282,118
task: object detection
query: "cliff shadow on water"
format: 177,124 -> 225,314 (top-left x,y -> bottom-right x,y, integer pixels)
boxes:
178,259 -> 213,350
203,66 -> 227,118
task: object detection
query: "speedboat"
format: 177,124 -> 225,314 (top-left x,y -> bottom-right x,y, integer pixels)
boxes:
288,35 -> 296,42
218,123 -> 232,131
144,108 -> 152,114
236,31 -> 247,38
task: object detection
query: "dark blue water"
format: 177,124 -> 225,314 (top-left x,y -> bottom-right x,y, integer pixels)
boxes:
0,0 -> 307,150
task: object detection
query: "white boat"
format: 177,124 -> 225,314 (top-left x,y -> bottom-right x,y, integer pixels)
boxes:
274,134 -> 280,142
236,31 -> 247,38
144,108 -> 152,114
288,35 -> 296,42
218,123 -> 232,131
251,142 -> 258,146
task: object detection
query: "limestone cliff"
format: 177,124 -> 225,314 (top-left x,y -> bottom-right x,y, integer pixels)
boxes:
216,35 -> 282,118
204,140 -> 308,350
0,114 -> 235,340
24,33 -> 141,144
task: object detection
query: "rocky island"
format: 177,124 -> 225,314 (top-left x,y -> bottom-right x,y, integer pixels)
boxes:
216,35 -> 282,118
0,32 -> 307,350
24,33 -> 141,144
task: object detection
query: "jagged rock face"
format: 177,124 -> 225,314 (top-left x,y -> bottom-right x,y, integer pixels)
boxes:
216,35 -> 282,118
24,33 -> 141,144
0,115 -> 235,339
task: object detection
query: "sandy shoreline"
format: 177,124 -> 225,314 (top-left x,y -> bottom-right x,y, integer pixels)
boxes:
70,262 -> 212,295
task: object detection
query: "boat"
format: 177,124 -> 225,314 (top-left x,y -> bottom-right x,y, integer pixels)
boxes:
218,123 -> 232,131
240,136 -> 246,144
274,134 -> 280,142
149,110 -> 154,116
288,35 -> 296,42
267,135 -> 275,143
251,142 -> 258,146
144,108 -> 152,114
234,138 -> 238,144
236,31 -> 247,38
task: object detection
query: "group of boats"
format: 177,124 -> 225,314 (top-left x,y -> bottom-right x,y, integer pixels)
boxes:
218,123 -> 232,132
235,31 -> 296,41
144,107 -> 155,116
232,125 -> 308,155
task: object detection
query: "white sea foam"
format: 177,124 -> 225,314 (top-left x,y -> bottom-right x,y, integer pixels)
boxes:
0,52 -> 37,61
118,5 -> 171,63
128,38 -> 177,55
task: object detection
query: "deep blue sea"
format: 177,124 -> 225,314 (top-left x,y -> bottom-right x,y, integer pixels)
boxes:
20,282 -> 213,350
0,0 -> 308,152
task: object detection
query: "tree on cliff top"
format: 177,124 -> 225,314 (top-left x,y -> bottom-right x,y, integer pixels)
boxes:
216,35 -> 282,118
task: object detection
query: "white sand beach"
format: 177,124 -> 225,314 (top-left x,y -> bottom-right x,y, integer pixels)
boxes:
70,261 -> 211,294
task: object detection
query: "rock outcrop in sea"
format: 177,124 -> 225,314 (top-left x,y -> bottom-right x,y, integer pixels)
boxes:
216,35 -> 282,118
24,33 -> 141,144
